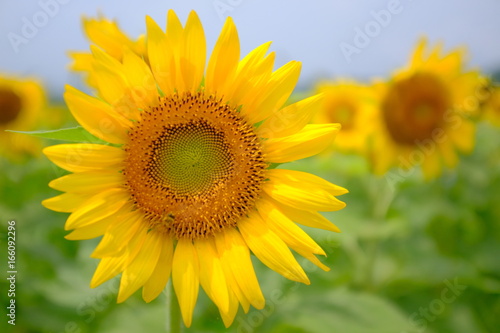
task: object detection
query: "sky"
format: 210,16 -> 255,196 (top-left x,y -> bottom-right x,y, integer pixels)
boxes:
1,0 -> 500,97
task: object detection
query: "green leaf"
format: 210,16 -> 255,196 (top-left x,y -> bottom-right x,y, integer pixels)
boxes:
264,287 -> 418,333
7,126 -> 109,144
268,162 -> 282,170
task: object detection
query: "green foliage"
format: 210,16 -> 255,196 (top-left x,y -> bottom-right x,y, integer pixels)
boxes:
1,123 -> 499,333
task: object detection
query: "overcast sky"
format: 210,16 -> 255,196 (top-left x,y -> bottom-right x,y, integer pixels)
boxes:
1,0 -> 500,97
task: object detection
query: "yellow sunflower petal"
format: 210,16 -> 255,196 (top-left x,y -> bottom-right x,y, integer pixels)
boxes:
166,9 -> 185,91
257,93 -> 323,138
237,41 -> 272,73
64,86 -> 128,144
64,219 -> 112,240
263,123 -> 340,163
256,199 -> 325,255
172,239 -> 199,328
142,236 -> 174,303
117,230 -> 163,303
69,52 -> 93,71
450,119 -> 475,152
238,211 -> 310,284
42,192 -> 91,213
92,211 -> 142,257
438,49 -> 463,75
43,144 -> 124,173
82,16 -> 131,60
124,224 -> 150,266
146,16 -> 176,95
220,284 -> 240,328
428,42 -> 444,65
89,47 -> 129,106
90,45 -> 125,76
166,10 -> 184,54
266,194 -> 341,232
218,252 -> 251,313
263,169 -> 347,212
64,188 -> 129,230
48,171 -> 124,194
421,151 -> 442,180
294,248 -> 331,272
195,238 -> 229,313
242,61 -> 302,124
89,48 -> 143,122
90,254 -> 127,288
91,224 -> 148,288
215,228 -> 265,310
227,42 -> 273,106
91,65 -> 129,107
206,16 -> 240,96
409,38 -> 427,69
179,11 -> 206,92
121,49 -> 158,109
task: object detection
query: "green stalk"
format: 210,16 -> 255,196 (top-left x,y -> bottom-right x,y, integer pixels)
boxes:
363,175 -> 396,290
166,281 -> 182,333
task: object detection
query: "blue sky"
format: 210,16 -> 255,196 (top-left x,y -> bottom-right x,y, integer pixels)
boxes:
1,0 -> 500,97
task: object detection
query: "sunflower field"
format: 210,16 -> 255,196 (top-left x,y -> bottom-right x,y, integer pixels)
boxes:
1,2 -> 500,333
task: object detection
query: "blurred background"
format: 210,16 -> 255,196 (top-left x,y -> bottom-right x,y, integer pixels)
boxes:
1,0 -> 500,95
1,0 -> 500,332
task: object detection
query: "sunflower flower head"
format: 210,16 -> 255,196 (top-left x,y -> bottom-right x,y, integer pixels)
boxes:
43,10 -> 347,328
0,74 -> 47,162
481,84 -> 500,127
313,80 -> 377,154
371,38 -> 482,179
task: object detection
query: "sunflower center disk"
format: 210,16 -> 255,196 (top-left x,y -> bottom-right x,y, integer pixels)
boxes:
124,92 -> 266,239
0,88 -> 22,125
151,121 -> 232,195
328,101 -> 356,130
382,72 -> 450,145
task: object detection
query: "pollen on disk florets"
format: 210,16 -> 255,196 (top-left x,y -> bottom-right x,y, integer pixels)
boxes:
123,91 -> 267,239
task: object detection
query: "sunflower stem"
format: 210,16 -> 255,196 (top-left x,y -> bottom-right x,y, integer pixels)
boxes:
363,175 -> 396,290
166,281 -> 182,333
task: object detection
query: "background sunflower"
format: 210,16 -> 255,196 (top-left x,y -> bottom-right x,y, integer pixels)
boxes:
313,80 -> 378,154
0,75 -> 46,162
370,39 -> 483,179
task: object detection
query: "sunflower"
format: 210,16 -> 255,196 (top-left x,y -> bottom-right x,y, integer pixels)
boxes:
313,80 -> 377,154
481,84 -> 500,127
43,11 -> 347,328
371,39 -> 482,179
0,74 -> 46,162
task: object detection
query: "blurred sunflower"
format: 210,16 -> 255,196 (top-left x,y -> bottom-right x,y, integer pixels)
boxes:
43,10 -> 347,328
0,75 -> 46,162
69,15 -> 146,89
313,81 -> 377,154
481,84 -> 500,126
371,39 -> 482,179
